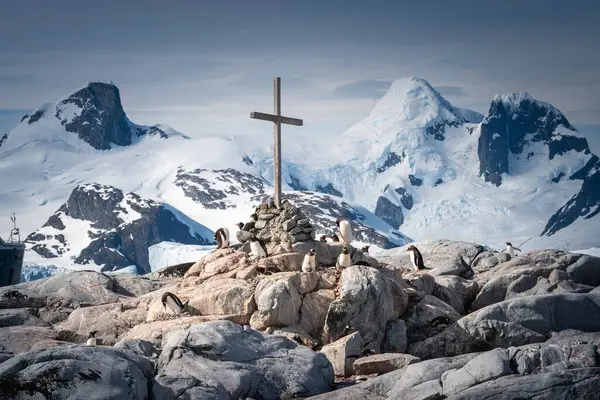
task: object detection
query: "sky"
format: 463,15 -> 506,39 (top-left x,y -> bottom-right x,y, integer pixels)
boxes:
0,0 -> 599,140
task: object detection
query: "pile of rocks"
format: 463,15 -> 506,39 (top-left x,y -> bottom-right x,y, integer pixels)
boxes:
252,199 -> 315,247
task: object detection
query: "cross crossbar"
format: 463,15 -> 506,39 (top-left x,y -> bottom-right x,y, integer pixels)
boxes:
250,111 -> 303,126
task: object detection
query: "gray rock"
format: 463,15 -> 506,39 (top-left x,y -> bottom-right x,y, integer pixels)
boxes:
472,250 -> 597,310
382,319 -> 407,353
0,308 -> 49,328
113,339 -> 157,359
404,295 -> 462,345
0,345 -> 155,399
353,353 -> 420,376
441,349 -> 512,395
282,218 -> 296,231
409,292 -> 600,360
324,266 -> 394,352
156,320 -> 333,399
376,240 -> 485,278
320,332 -> 362,377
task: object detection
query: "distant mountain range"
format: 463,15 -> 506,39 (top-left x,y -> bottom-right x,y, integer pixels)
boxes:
1,78 -> 598,277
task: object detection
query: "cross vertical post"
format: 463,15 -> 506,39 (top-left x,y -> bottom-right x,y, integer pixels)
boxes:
250,77 -> 304,209
273,77 -> 282,208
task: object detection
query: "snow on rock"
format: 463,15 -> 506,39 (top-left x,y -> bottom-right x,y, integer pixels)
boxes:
24,183 -> 214,274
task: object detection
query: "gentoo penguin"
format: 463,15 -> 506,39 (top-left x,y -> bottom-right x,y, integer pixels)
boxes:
214,227 -> 230,249
330,233 -> 340,243
336,246 -> 352,268
319,234 -> 328,243
336,217 -> 353,245
250,213 -> 258,222
361,245 -> 370,254
405,245 -> 430,272
302,249 -> 317,272
249,236 -> 268,259
86,331 -> 98,346
161,291 -> 189,314
236,222 -> 252,244
505,242 -> 521,257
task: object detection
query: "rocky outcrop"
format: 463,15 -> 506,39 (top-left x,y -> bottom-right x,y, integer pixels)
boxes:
374,196 -> 403,228
3,239 -> 600,399
25,183 -> 213,273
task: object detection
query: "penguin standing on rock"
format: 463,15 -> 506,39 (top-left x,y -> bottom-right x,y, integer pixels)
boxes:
337,245 -> 352,268
86,331 -> 98,346
319,234 -> 327,243
302,249 -> 317,272
161,291 -> 189,314
335,218 -> 353,245
249,236 -> 268,259
405,245 -> 431,272
505,242 -> 521,257
361,245 -> 370,254
214,227 -> 230,249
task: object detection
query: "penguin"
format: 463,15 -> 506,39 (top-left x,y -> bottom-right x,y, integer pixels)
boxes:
249,236 -> 268,259
236,222 -> 252,244
330,233 -> 340,243
505,242 -> 522,257
335,218 -> 353,245
361,245 -> 370,254
250,213 -> 258,222
161,291 -> 189,314
336,245 -> 352,268
86,331 -> 98,346
302,249 -> 317,273
319,234 -> 327,243
405,245 -> 430,272
214,227 -> 230,249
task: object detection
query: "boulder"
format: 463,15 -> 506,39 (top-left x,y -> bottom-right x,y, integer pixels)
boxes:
0,345 -> 155,400
323,266 -> 395,352
155,320 -> 334,399
352,353 -> 420,376
320,332 -> 362,377
404,295 -> 462,345
409,292 -> 600,360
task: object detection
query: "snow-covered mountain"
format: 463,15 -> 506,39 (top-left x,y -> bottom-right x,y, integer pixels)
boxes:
246,77 -> 597,250
1,77 -> 599,280
0,81 -> 409,278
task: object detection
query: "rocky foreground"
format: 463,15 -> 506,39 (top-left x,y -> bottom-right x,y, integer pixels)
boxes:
1,239 -> 600,399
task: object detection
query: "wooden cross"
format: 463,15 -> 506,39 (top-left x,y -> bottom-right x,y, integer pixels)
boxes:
250,77 -> 303,208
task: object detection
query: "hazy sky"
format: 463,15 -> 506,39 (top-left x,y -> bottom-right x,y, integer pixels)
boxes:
0,0 -> 598,138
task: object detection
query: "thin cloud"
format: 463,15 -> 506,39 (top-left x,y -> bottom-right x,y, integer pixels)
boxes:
331,80 -> 393,99
435,85 -> 468,97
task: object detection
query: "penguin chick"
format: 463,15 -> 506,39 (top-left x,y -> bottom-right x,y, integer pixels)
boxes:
249,236 -> 268,259
86,330 -> 98,346
302,249 -> 317,272
336,245 -> 352,268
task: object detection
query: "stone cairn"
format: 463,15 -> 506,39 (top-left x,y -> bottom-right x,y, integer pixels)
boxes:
250,199 -> 315,251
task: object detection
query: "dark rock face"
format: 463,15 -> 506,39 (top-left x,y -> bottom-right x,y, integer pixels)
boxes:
478,93 -> 590,186
377,151 -> 405,173
374,196 -> 403,228
408,174 -> 422,187
25,183 -> 213,274
27,109 -> 45,124
0,134 -> 8,148
55,82 -> 133,150
543,156 -> 600,236
315,183 -> 343,197
175,167 -> 266,209
394,187 -> 414,210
